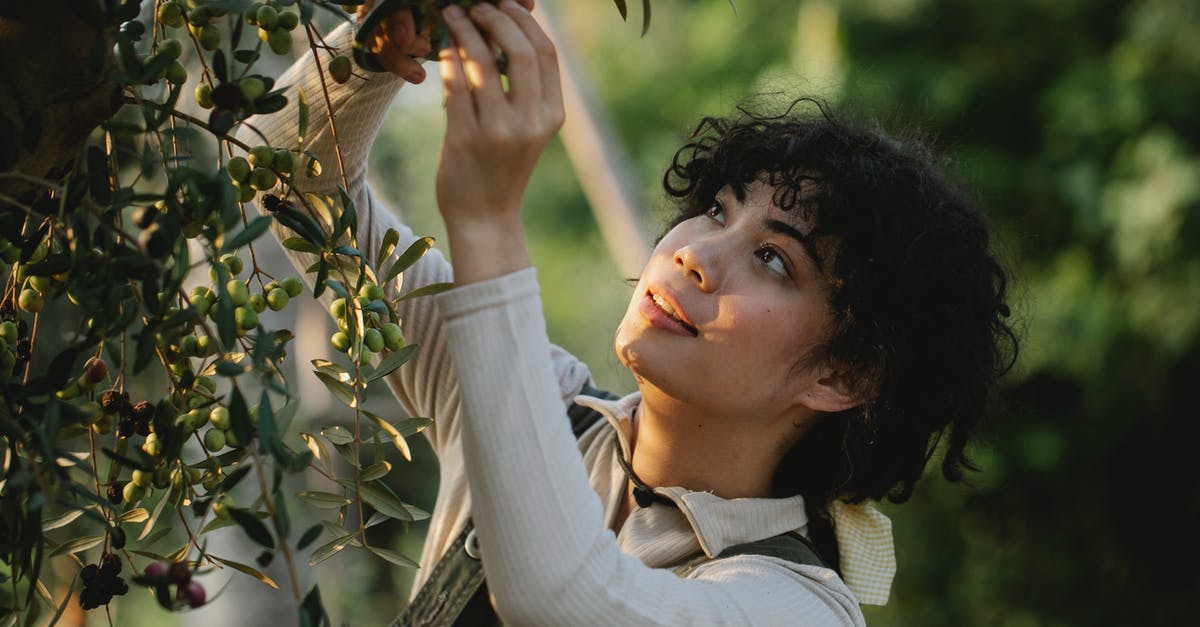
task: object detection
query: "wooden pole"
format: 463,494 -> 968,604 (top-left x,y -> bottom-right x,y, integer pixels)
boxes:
533,1 -> 652,278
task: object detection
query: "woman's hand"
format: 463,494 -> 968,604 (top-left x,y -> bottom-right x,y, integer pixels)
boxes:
354,0 -> 434,83
436,0 -> 563,284
355,0 -> 535,85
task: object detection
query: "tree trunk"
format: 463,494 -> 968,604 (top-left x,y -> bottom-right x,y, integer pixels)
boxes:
0,1 -> 119,199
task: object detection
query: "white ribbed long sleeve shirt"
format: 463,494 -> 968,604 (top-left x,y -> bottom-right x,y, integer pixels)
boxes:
249,23 -> 864,626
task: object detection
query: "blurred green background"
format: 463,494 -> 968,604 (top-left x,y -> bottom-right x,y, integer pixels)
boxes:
87,0 -> 1200,624
369,0 -> 1200,624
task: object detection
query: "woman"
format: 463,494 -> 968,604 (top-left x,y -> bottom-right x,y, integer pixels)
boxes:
255,2 -> 1016,624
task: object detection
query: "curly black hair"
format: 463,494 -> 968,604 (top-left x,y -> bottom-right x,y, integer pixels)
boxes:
662,99 -> 1018,564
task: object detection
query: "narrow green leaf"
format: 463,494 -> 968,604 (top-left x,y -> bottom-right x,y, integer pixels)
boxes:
308,533 -> 356,567
360,461 -> 391,481
336,187 -> 358,241
130,548 -> 173,562
320,425 -> 354,445
42,510 -> 84,531
295,491 -> 351,509
641,0 -> 651,35
377,228 -> 399,267
349,481 -> 425,522
385,237 -> 434,283
228,507 -> 275,549
299,584 -> 331,627
398,282 -> 454,302
365,545 -> 419,569
324,279 -> 349,299
297,86 -> 309,141
49,535 -> 104,557
365,512 -> 391,529
281,237 -> 322,255
228,387 -> 254,447
198,516 -> 238,537
393,417 -> 434,437
363,412 -> 411,461
217,465 -> 253,494
311,359 -> 348,379
116,508 -> 150,524
297,524 -> 322,551
365,344 -> 418,383
613,0 -> 627,20
220,216 -> 273,252
301,432 -> 334,477
314,371 -> 357,408
138,526 -> 173,547
213,556 -> 280,590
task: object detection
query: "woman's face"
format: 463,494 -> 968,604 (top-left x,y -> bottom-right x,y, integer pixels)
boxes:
615,180 -> 844,421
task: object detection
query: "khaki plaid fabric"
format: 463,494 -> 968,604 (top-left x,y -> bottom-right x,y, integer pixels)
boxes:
829,500 -> 896,606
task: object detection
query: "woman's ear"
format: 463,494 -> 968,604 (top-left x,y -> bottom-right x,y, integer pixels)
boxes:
799,363 -> 873,414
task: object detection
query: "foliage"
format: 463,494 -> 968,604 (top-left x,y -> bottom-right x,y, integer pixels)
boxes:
0,0 -> 446,623
379,0 -> 1199,623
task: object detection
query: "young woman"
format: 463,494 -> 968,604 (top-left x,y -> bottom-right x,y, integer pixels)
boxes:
254,2 -> 1016,624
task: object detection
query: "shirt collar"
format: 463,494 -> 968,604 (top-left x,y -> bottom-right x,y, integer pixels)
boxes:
573,391 -> 810,558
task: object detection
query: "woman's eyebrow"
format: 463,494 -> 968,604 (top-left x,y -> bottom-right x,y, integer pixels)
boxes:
765,219 -> 823,268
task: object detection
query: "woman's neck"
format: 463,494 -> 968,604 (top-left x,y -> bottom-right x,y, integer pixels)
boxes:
625,388 -> 795,501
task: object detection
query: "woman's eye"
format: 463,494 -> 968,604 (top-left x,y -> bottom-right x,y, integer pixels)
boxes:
704,203 -> 725,224
756,246 -> 789,276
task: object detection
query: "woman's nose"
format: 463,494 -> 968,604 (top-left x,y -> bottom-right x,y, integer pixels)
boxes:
673,243 -> 721,292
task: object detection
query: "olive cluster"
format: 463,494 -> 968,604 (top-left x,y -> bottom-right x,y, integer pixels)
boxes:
0,315 -> 29,379
2,238 -> 59,316
79,554 -> 129,611
224,145 -> 305,202
142,560 -> 207,608
329,283 -> 406,364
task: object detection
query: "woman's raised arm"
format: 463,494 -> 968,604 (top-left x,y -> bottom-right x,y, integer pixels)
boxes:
239,17 -> 589,455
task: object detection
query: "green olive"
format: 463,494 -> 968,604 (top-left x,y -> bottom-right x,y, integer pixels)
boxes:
329,55 -> 352,84
382,322 -> 404,351
235,305 -> 258,330
203,428 -> 226,452
267,28 -> 292,55
364,328 -> 384,352
195,82 -> 214,109
198,24 -> 221,51
209,406 -> 230,430
227,156 -> 251,183
330,331 -> 350,353
266,287 -> 289,311
281,276 -> 304,297
226,279 -> 249,306
248,145 -> 275,168
18,288 -> 43,313
250,167 -> 278,191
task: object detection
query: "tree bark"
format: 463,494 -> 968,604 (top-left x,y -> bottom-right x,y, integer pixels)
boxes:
0,0 -> 119,199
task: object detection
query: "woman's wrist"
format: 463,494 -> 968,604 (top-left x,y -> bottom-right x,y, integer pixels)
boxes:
446,218 -> 531,285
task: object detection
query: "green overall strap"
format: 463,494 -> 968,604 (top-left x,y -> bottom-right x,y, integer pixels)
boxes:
672,531 -> 830,579
392,384 -> 620,626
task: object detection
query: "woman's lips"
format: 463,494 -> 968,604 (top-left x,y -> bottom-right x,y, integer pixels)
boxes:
639,292 -> 698,337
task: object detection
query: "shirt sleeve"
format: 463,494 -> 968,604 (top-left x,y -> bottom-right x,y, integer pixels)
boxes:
239,22 -> 591,455
437,269 -> 863,626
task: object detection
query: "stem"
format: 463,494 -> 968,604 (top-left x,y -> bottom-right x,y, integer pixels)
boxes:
303,23 -> 351,191
124,96 -> 255,153
249,447 -> 302,602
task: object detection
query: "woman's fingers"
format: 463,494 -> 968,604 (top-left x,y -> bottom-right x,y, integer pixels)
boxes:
439,43 -> 476,129
442,5 -> 507,110
496,0 -> 563,122
465,2 -> 541,108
